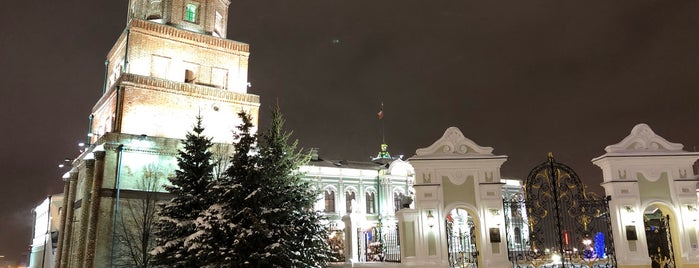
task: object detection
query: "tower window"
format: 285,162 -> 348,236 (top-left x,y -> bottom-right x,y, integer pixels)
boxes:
214,11 -> 223,37
184,3 -> 199,23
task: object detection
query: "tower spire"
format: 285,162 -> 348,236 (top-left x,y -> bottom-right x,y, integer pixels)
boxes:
374,102 -> 392,162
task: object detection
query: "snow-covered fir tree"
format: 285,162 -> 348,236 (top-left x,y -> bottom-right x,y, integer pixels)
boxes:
152,116 -> 214,267
190,109 -> 333,267
186,111 -> 257,266
253,107 -> 333,267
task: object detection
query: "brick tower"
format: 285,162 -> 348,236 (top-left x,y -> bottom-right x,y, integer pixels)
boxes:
54,1 -> 260,267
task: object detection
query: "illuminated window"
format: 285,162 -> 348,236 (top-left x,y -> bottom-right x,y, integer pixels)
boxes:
394,191 -> 404,212
184,3 -> 198,23
345,190 -> 356,213
366,192 -> 376,214
324,189 -> 335,213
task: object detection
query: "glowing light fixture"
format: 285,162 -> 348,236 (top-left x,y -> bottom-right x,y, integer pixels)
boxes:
426,210 -> 436,228
551,253 -> 562,264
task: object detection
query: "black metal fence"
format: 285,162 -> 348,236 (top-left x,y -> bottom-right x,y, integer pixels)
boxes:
503,155 -> 617,268
646,214 -> 676,268
446,215 -> 478,268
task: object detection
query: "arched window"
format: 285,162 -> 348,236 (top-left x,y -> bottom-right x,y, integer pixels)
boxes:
184,2 -> 199,23
324,189 -> 335,213
366,192 -> 376,214
393,191 -> 405,212
345,190 -> 356,213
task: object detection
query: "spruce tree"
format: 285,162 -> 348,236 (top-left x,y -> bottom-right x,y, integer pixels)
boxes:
253,107 -> 333,267
152,116 -> 214,267
186,111 -> 260,267
191,109 -> 332,267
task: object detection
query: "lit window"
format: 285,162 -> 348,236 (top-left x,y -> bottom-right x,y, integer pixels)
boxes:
366,192 -> 376,214
324,189 -> 335,213
345,190 -> 356,213
184,3 -> 198,23
394,191 -> 404,212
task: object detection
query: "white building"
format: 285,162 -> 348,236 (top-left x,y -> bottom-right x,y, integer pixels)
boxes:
300,148 -> 416,262
29,194 -> 63,268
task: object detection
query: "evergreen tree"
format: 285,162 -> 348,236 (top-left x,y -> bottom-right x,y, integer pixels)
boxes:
253,107 -> 333,267
186,111 -> 260,266
191,109 -> 332,267
152,116 -> 214,267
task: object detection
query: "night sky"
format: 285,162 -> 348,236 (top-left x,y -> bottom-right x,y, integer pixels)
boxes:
1,0 -> 698,263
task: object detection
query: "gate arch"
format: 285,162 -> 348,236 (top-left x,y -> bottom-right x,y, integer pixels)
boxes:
445,207 -> 481,268
643,203 -> 681,268
504,154 -> 617,267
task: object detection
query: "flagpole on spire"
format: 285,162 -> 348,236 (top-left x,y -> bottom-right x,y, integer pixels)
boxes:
378,102 -> 385,144
373,102 -> 392,162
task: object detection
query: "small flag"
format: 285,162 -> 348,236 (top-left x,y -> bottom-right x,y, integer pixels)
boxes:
377,102 -> 384,120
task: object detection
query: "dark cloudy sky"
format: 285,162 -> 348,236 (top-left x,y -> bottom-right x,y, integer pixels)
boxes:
1,0 -> 698,263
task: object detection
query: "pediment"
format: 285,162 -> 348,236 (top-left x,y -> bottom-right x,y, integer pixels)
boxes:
415,127 -> 494,157
604,123 -> 684,153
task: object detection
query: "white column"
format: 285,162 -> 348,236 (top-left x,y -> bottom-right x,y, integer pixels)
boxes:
602,182 -> 651,266
342,214 -> 360,265
413,183 -> 448,268
478,183 -> 510,267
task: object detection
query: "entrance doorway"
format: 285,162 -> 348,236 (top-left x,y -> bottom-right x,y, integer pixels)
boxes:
446,208 -> 479,268
644,205 -> 676,268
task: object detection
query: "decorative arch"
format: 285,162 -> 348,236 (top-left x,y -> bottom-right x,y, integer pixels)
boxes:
323,184 -> 338,192
642,201 -> 682,268
363,186 -> 377,193
344,185 -> 359,194
393,188 -> 407,212
415,127 -> 495,157
443,203 -> 483,268
604,124 -> 684,153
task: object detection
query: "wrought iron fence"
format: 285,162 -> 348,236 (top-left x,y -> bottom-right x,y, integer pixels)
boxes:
383,225 -> 401,262
446,210 -> 478,268
646,214 -> 676,268
503,155 -> 617,268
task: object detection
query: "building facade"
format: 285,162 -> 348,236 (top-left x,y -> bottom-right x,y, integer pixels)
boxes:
54,1 -> 259,267
300,151 -> 416,263
50,0 -> 699,267
29,195 -> 63,268
394,124 -> 699,268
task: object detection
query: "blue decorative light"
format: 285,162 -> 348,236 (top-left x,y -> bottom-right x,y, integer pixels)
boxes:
594,232 -> 606,258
